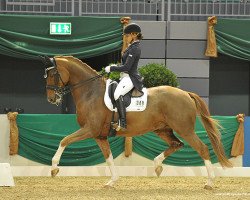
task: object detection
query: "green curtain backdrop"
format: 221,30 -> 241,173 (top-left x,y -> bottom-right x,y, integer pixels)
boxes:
215,18 -> 250,61
17,114 -> 125,166
134,116 -> 237,166
17,114 -> 238,166
0,15 -> 123,60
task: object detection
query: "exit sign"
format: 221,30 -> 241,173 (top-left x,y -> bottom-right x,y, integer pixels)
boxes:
50,22 -> 71,35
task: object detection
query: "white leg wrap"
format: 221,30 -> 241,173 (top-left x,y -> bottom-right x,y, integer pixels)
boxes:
52,145 -> 65,169
105,153 -> 119,187
154,152 -> 165,167
204,160 -> 215,187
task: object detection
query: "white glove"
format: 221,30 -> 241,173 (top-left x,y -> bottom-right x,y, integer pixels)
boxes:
105,66 -> 110,73
110,64 -> 118,67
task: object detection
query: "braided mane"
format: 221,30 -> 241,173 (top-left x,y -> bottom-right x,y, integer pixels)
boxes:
55,56 -> 98,75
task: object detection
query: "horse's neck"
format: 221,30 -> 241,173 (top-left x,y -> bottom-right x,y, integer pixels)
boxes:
67,63 -> 94,86
67,62 -> 105,109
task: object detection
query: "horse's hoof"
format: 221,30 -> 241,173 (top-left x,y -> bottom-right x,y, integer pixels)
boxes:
204,184 -> 213,190
51,168 -> 59,177
155,166 -> 163,177
104,184 -> 115,189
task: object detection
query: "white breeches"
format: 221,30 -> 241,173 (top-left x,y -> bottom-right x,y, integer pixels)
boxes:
114,75 -> 133,100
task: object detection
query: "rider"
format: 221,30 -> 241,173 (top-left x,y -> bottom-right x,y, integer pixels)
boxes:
105,23 -> 143,131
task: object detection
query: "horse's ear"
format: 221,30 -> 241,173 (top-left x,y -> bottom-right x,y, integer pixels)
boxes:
39,55 -> 54,67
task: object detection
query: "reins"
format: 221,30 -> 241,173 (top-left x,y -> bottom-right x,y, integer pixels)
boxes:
60,71 -> 106,96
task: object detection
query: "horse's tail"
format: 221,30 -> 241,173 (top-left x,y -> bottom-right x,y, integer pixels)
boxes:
188,92 -> 233,168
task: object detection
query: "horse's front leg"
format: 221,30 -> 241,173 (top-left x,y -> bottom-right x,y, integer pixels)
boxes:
95,138 -> 119,188
51,127 -> 93,177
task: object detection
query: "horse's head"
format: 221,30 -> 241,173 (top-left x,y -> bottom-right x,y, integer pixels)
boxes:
41,56 -> 69,106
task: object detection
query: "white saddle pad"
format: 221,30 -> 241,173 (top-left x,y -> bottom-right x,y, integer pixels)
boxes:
104,79 -> 147,112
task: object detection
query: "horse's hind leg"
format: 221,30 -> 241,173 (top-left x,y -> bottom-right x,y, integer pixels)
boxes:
95,138 -> 119,188
51,128 -> 93,177
179,131 -> 215,190
154,128 -> 184,177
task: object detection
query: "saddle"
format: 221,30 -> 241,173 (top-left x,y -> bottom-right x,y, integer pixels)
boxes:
108,81 -> 144,109
104,79 -> 147,113
104,79 -> 148,137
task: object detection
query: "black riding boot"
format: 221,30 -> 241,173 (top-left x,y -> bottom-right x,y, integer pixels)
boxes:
116,96 -> 127,131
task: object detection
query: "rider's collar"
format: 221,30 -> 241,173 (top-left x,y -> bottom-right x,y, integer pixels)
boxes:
128,40 -> 140,47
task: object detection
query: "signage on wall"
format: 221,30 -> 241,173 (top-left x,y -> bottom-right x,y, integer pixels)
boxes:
50,22 -> 71,35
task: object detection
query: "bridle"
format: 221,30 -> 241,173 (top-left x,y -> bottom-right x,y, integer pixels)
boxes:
44,58 -> 105,104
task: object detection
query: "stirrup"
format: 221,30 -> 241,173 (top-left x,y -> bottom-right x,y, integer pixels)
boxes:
111,122 -> 119,130
112,121 -> 127,132
116,125 -> 127,132
117,119 -> 127,131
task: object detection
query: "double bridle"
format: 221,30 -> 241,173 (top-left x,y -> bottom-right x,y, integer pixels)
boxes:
44,58 -> 105,103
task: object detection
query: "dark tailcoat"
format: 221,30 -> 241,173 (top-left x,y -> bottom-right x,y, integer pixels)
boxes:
110,41 -> 143,92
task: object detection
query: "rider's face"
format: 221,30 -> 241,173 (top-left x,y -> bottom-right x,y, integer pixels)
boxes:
125,33 -> 135,44
125,33 -> 133,44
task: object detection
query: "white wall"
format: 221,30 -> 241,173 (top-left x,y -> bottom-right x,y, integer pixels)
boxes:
0,115 -> 10,163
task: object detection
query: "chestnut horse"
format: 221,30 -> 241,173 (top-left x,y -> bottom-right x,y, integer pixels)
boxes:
42,55 -> 232,190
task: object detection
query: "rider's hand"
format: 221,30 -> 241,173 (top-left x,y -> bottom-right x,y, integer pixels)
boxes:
105,66 -> 111,73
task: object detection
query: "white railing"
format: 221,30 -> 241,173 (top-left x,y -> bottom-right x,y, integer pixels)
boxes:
6,0 -> 55,6
79,0 -> 165,20
168,0 -> 250,21
0,0 -> 249,20
1,0 -> 74,15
